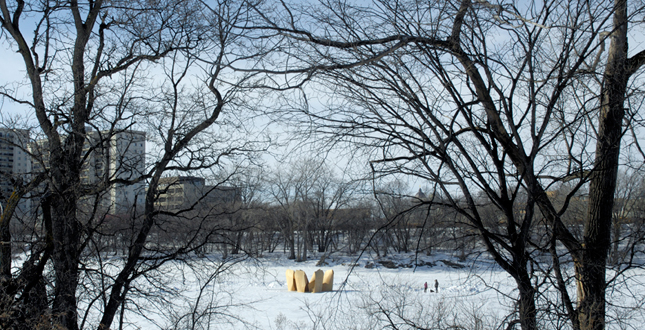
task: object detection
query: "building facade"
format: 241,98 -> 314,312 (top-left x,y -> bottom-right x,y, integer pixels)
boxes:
156,176 -> 240,210
0,128 -> 32,212
32,129 -> 146,213
93,130 -> 146,212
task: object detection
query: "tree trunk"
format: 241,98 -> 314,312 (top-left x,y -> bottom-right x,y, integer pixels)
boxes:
288,234 -> 296,260
577,1 -> 628,329
516,272 -> 537,330
302,222 -> 308,261
51,194 -> 81,330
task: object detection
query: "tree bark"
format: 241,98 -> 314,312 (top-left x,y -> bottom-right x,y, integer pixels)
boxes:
577,1 -> 628,329
51,197 -> 81,330
517,275 -> 537,330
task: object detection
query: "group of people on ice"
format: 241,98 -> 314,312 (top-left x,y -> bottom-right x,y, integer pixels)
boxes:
424,279 -> 439,293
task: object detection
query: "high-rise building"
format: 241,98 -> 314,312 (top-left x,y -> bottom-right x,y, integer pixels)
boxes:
32,129 -> 146,214
0,128 -> 32,213
95,130 -> 146,212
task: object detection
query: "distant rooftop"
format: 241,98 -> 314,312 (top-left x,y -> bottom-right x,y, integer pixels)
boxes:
415,188 -> 426,200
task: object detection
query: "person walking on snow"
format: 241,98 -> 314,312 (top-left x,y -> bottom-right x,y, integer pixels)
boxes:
434,279 -> 439,293
424,282 -> 428,293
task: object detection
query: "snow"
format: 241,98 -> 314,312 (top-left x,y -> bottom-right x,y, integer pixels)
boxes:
112,252 -> 525,329
11,249 -> 645,329
9,228 -> 645,328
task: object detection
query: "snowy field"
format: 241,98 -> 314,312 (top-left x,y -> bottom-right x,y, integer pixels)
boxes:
106,251 -> 645,330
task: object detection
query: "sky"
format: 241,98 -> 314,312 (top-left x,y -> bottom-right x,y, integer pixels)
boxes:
0,44 -> 32,119
2,0 -> 645,197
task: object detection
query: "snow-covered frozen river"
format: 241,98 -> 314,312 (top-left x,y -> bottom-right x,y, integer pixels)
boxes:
109,252 -> 644,329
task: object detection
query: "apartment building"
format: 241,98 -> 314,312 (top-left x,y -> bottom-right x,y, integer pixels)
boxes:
99,130 -> 146,212
0,128 -> 32,212
32,129 -> 146,213
156,176 -> 240,210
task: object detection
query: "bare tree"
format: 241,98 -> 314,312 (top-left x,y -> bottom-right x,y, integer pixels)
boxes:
0,0 -> 271,329
267,162 -> 304,260
306,164 -> 356,254
250,0 -> 645,329
371,180 -> 419,255
610,169 -> 645,265
266,157 -> 358,261
267,158 -> 323,261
